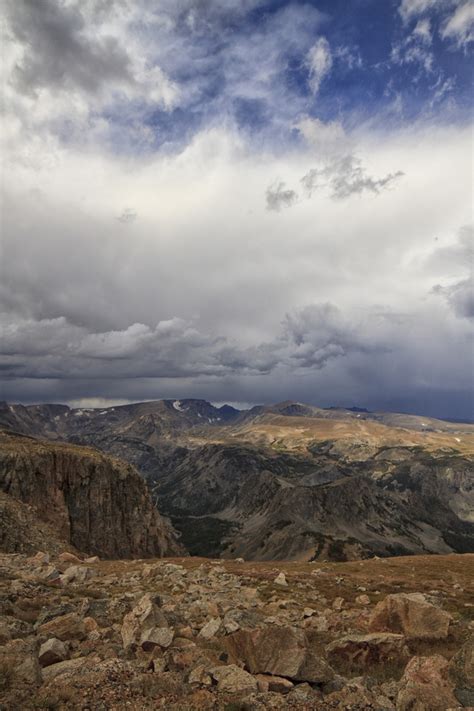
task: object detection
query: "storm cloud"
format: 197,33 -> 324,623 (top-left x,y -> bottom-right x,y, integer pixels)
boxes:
0,0 -> 472,419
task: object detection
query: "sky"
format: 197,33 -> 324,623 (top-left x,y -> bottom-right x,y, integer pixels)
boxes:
1,0 -> 473,418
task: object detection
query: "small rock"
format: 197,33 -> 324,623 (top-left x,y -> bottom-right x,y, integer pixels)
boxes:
211,664 -> 258,694
255,674 -> 294,693
332,597 -> 344,611
38,638 -> 68,668
224,619 -> 240,634
84,556 -> 100,563
199,617 -> 222,639
28,551 -> 50,565
274,572 -> 288,587
140,626 -> 174,650
188,664 -> 213,686
58,552 -> 83,564
60,565 -> 95,585
355,594 -> 370,606
303,607 -> 315,618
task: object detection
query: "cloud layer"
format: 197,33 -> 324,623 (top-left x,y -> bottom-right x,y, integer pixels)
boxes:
0,0 -> 472,418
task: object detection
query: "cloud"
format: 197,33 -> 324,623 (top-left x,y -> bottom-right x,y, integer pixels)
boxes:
306,37 -> 333,95
0,303 -> 385,381
391,17 -> 434,72
0,1 -> 472,418
433,279 -> 474,319
117,208 -> 137,224
301,156 -> 404,200
398,0 -> 472,49
265,181 -> 298,211
5,0 -> 133,97
399,0 -> 448,23
294,118 -> 349,159
441,1 -> 474,47
429,225 -> 473,319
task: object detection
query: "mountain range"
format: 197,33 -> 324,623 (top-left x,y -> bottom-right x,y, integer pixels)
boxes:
1,398 -> 472,562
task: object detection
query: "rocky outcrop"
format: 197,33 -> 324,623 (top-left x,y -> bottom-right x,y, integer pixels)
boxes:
0,431 -> 182,559
0,490 -> 75,555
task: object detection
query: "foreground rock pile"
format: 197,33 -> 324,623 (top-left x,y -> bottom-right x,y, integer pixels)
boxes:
0,552 -> 472,709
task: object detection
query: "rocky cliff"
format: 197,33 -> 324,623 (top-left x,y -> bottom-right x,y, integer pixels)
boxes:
0,431 -> 183,559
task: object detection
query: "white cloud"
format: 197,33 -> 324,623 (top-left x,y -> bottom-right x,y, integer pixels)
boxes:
399,0 -> 448,23
441,1 -> 474,46
414,18 -> 433,41
306,37 -> 333,95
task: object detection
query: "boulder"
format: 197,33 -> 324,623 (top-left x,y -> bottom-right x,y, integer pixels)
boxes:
38,638 -> 68,667
397,655 -> 458,711
211,664 -> 258,694
369,593 -> 452,640
37,612 -> 87,641
326,633 -> 409,672
121,593 -> 167,650
449,638 -> 474,707
140,626 -> 174,651
224,626 -> 334,683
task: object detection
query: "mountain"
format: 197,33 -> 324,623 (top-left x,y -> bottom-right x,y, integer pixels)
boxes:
0,399 -> 473,562
0,430 -> 183,559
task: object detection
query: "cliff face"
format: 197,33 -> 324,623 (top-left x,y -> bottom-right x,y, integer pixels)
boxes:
0,431 -> 183,559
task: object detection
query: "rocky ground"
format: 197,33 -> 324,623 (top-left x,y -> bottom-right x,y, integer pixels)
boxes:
0,552 -> 472,710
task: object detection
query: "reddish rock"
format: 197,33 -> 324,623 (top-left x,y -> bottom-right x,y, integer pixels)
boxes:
369,593 -> 452,640
37,612 -> 87,641
224,626 -> 334,683
397,655 -> 458,711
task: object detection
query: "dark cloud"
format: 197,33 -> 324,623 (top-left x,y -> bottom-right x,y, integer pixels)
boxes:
266,155 -> 404,212
5,0 -> 133,96
0,303 -> 378,382
301,156 -> 404,200
433,279 -> 474,319
117,208 -> 137,224
265,181 -> 298,211
429,225 -> 473,319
